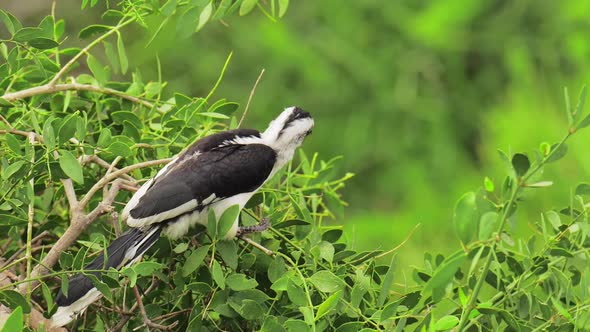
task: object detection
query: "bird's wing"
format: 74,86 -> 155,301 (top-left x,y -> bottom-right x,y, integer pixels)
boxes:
126,143 -> 276,227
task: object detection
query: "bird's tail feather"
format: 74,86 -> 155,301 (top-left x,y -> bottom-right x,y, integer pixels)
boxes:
51,226 -> 162,327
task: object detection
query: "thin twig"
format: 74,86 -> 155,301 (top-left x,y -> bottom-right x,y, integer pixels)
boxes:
79,158 -> 172,210
25,133 -> 36,320
1,231 -> 51,269
132,285 -> 178,330
240,236 -> 274,256
238,69 -> 265,128
0,114 -> 12,128
2,83 -> 154,109
374,223 -> 421,260
48,18 -> 135,87
83,155 -> 135,182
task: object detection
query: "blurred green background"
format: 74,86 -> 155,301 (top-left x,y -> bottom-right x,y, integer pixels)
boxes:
9,0 -> 590,270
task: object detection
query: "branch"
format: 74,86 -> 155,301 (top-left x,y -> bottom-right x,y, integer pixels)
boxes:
2,83 -> 154,109
48,18 -> 135,87
238,68 -> 265,128
21,180 -> 125,292
79,158 -> 172,209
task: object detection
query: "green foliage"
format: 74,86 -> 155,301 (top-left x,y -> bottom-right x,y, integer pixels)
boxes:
3,1 -> 590,331
1,306 -> 23,332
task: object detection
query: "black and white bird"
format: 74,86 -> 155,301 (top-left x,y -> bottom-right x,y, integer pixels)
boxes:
51,106 -> 314,327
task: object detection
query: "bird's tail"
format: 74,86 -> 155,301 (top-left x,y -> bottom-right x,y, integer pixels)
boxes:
51,226 -> 162,327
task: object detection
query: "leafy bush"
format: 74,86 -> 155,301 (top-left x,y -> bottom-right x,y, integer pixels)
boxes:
1,1 -> 590,332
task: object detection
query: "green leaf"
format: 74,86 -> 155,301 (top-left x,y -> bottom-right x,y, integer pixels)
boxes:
453,192 -> 478,245
511,153 -> 530,177
106,141 -> 132,157
546,143 -> 568,163
526,181 -> 553,188
196,112 -> 230,119
134,261 -> 164,276
212,0 -> 232,20
43,118 -> 56,151
576,183 -> 590,196
350,271 -> 370,308
2,160 -> 25,179
239,0 -> 258,16
207,209 -> 217,239
0,9 -> 22,35
285,319 -> 311,332
309,271 -> 345,293
268,257 -> 286,283
564,87 -> 573,126
60,274 -> 69,298
0,98 -> 14,107
86,274 -> 112,301
161,0 -> 177,16
574,85 -> 587,118
286,279 -> 307,306
59,150 -> 84,184
176,6 -> 200,39
274,219 -> 310,229
58,114 -> 79,143
315,290 -> 341,321
111,111 -> 141,129
478,211 -> 498,240
211,260 -> 225,289
75,114 -> 87,141
79,24 -> 111,39
173,242 -> 189,254
226,274 -> 258,291
197,2 -> 213,32
551,297 -> 573,322
0,290 -> 30,313
182,245 -> 209,277
0,306 -> 23,332
322,229 -> 342,243
87,54 -> 108,84
549,247 -> 573,257
545,210 -> 561,230
5,134 -> 21,155
103,41 -> 119,74
122,267 -> 137,287
96,128 -> 111,148
144,82 -> 162,99
317,241 -> 334,263
117,33 -> 128,74
218,205 -> 240,239
235,299 -> 264,320
38,15 -> 54,38
380,301 -> 399,322
434,315 -> 459,331
278,0 -> 289,17
13,27 -> 44,42
378,254 -> 396,306
423,252 -> 466,297
484,176 -> 494,192
577,113 -> 590,129
217,240 -> 238,269
28,37 -> 59,49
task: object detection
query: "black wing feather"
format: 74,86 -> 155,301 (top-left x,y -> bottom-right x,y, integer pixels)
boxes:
130,143 -> 276,219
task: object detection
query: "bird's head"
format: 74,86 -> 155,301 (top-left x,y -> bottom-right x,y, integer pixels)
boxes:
263,106 -> 314,167
263,106 -> 313,149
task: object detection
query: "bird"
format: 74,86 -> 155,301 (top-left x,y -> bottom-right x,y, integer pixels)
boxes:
51,106 -> 314,327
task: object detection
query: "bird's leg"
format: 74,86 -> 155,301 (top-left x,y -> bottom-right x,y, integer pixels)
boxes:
237,217 -> 274,256
132,285 -> 178,331
236,217 -> 270,236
